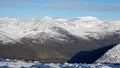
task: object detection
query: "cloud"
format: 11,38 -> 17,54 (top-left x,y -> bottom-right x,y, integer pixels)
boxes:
35,1 -> 120,11
0,0 -> 120,11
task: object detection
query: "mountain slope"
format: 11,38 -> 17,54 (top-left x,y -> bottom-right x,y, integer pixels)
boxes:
96,44 -> 120,63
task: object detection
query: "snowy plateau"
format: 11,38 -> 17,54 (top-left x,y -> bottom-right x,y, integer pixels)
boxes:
0,59 -> 120,68
0,16 -> 120,68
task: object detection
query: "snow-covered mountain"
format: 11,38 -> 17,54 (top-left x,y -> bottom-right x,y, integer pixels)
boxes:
96,44 -> 120,63
0,16 -> 120,63
0,16 -> 120,44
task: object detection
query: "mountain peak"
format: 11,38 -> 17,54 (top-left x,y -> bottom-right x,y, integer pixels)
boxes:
73,16 -> 100,22
40,16 -> 52,22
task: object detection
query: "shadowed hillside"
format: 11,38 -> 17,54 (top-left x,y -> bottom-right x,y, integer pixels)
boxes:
68,44 -> 117,64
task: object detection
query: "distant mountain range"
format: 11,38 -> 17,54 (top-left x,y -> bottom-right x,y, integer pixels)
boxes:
0,16 -> 120,63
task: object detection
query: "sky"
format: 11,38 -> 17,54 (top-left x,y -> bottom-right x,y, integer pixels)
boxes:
0,0 -> 120,20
